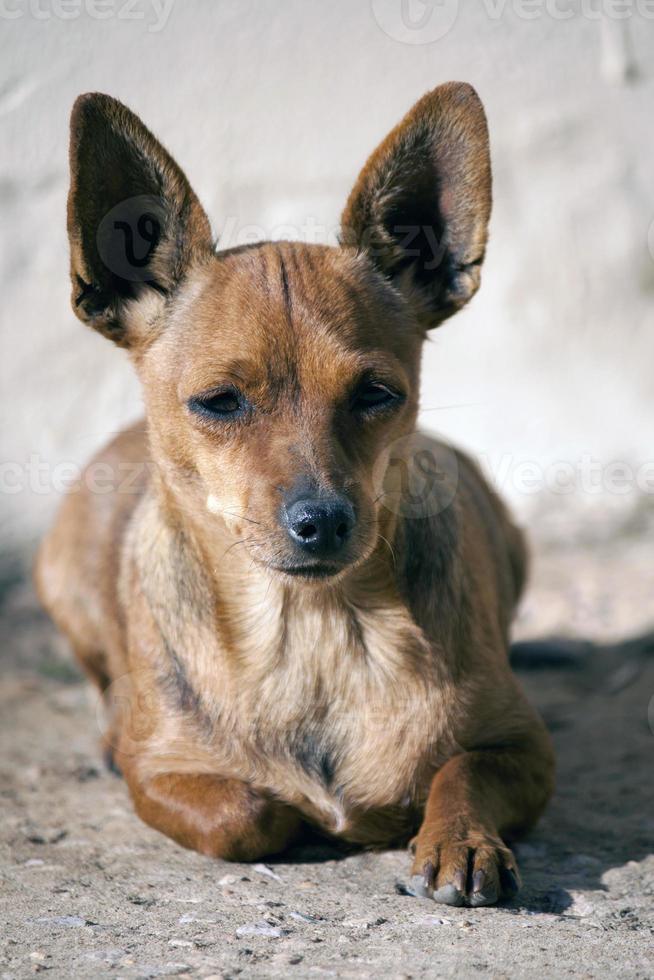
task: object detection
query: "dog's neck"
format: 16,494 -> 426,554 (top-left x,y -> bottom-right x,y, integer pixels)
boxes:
142,468 -> 407,671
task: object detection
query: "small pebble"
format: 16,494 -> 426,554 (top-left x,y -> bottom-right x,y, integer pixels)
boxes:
127,895 -> 155,907
419,915 -> 453,927
72,765 -> 100,783
26,828 -> 68,845
253,862 -> 282,881
236,922 -> 283,939
33,915 -> 88,928
289,911 -> 321,924
569,893 -> 595,918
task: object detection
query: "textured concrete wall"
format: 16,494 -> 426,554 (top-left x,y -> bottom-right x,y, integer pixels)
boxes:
1,0 -> 653,548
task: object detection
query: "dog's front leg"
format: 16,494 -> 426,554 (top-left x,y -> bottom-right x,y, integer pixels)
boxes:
411,737 -> 554,906
124,770 -> 302,861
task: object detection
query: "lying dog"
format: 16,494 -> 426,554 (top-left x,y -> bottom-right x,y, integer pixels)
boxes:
36,83 -> 554,907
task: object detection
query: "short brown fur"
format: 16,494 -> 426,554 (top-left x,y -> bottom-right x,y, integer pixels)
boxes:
36,84 -> 554,907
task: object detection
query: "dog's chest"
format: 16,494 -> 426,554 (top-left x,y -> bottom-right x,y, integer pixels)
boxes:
215,591 -> 455,839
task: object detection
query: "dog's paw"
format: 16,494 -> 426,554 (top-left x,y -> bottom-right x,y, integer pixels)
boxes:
409,829 -> 520,907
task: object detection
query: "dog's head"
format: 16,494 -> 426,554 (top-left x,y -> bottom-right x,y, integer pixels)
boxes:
67,84 -> 491,581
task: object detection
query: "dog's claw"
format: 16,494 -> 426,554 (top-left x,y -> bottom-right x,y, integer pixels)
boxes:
407,874 -> 432,898
469,888 -> 499,907
431,882 -> 465,906
469,869 -> 499,907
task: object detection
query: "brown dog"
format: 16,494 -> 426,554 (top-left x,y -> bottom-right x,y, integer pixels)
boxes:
36,83 -> 554,907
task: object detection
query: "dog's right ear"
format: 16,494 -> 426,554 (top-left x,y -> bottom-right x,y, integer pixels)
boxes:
340,83 -> 492,330
67,93 -> 213,347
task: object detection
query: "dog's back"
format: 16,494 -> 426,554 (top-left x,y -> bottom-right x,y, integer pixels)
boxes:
35,421 -> 148,692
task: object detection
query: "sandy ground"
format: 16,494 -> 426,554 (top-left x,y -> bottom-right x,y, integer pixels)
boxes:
1,525 -> 653,980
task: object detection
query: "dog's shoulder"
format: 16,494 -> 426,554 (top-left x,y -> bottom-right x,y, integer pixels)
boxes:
396,433 -> 526,649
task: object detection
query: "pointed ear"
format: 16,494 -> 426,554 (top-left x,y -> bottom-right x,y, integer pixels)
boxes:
340,82 -> 492,329
67,93 -> 214,346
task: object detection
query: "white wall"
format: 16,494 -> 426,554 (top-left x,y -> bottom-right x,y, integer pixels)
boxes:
1,0 -> 653,550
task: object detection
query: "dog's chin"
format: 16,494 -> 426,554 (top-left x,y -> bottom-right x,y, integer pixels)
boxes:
248,534 -> 377,585
266,560 -> 350,583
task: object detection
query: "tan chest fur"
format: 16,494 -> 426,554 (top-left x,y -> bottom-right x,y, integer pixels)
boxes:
222,586 -> 459,838
129,504 -> 462,841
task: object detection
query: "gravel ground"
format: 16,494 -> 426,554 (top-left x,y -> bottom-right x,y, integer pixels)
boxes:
1,523 -> 653,980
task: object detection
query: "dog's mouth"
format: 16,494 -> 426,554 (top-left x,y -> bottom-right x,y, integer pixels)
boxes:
268,561 -> 344,581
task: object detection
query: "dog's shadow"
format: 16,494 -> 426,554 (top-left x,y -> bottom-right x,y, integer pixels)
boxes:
506,634 -> 654,914
276,635 -> 654,916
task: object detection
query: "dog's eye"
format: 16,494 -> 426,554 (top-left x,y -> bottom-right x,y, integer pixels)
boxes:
352,381 -> 402,414
188,386 -> 247,420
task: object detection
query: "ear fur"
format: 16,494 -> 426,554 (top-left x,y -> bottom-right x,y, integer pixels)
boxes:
67,93 -> 213,346
340,82 -> 492,328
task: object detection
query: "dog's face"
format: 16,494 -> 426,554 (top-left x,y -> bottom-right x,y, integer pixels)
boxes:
140,242 -> 422,578
67,85 -> 491,580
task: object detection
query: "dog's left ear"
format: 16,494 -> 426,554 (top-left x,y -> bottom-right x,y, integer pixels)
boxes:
68,93 -> 214,347
341,82 -> 491,329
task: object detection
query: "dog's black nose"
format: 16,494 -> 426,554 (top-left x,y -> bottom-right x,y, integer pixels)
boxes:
283,496 -> 356,557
